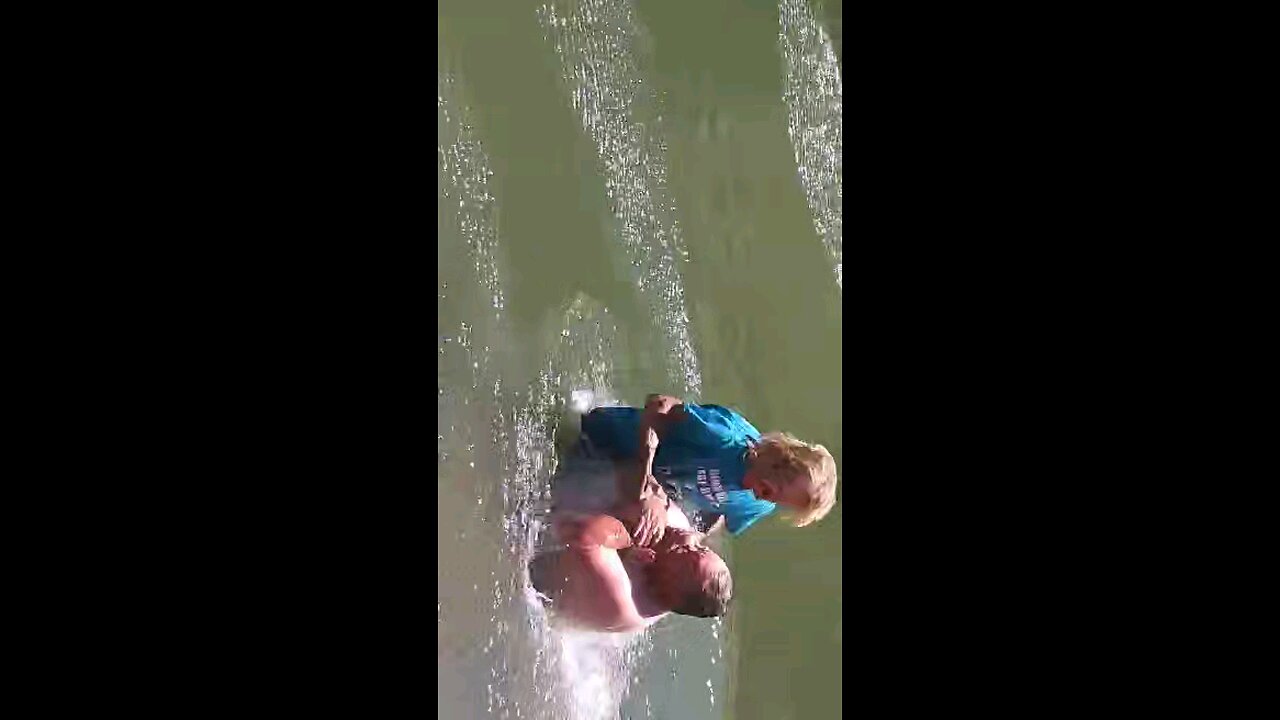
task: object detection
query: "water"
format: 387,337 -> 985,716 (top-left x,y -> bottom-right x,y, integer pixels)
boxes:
537,0 -> 702,394
779,0 -> 843,288
439,1 -> 842,718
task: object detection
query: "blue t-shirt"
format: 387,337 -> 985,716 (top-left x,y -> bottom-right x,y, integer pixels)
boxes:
579,403 -> 776,535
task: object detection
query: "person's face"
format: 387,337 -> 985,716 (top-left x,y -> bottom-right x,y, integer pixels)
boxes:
647,529 -> 726,607
743,471 -> 812,511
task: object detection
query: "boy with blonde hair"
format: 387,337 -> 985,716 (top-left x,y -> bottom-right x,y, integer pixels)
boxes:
579,394 -> 838,542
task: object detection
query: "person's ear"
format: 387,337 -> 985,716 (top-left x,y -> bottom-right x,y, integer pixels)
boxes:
756,479 -> 777,501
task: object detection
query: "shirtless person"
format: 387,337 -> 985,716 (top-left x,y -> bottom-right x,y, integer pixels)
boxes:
528,494 -> 732,633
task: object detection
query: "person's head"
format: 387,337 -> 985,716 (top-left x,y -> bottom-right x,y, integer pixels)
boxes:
528,551 -> 565,600
646,529 -> 732,617
744,432 -> 838,527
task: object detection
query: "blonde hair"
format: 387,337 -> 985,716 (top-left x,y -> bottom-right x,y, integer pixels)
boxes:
750,432 -> 838,527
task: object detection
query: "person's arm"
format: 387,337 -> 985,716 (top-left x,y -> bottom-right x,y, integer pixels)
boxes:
550,514 -> 647,632
615,394 -> 689,546
612,482 -> 669,548
621,394 -> 684,501
639,393 -> 682,448
557,514 -> 633,550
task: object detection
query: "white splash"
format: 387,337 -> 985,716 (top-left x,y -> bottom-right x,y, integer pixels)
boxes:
537,0 -> 702,396
779,0 -> 842,289
439,73 -> 506,323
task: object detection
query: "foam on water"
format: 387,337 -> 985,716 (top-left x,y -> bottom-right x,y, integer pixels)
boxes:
438,126 -> 648,715
440,68 -> 518,716
779,0 -> 843,289
537,0 -> 702,396
441,33 -> 720,716
494,298 -> 653,720
439,74 -> 506,325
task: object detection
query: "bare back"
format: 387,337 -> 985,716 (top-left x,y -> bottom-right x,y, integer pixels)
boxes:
531,504 -> 691,633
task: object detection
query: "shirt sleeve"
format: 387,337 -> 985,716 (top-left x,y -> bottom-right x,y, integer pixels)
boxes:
719,492 -> 776,535
678,404 -> 760,450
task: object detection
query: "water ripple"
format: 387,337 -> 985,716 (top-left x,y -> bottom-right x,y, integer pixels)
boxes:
779,0 -> 843,289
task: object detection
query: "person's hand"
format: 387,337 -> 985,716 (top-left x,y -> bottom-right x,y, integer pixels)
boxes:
644,394 -> 681,415
632,477 -> 668,546
621,546 -> 657,572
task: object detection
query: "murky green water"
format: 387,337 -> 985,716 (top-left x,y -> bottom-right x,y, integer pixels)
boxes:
439,1 -> 841,717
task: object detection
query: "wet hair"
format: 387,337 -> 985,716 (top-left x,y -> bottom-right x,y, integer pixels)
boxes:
671,560 -> 733,618
528,552 -> 560,598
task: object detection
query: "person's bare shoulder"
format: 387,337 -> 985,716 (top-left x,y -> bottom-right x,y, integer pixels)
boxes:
542,516 -> 647,631
557,513 -> 632,550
